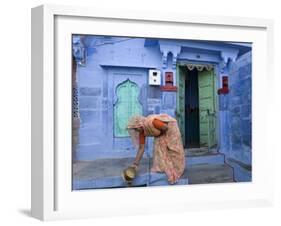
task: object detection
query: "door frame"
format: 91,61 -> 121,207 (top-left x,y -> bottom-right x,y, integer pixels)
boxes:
176,61 -> 220,149
107,67 -> 148,153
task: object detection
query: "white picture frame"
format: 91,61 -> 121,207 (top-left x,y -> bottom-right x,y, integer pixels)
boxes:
31,4 -> 274,221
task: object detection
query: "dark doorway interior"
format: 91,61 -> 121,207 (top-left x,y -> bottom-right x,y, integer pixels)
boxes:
185,69 -> 200,148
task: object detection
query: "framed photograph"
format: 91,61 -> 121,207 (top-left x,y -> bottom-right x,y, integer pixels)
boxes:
31,4 -> 274,221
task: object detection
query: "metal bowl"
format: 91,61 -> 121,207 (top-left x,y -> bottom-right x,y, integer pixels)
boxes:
122,166 -> 137,184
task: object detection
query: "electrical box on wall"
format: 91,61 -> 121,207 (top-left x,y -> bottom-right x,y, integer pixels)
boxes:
149,69 -> 161,85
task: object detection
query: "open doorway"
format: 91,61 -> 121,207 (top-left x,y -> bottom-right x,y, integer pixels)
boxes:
185,68 -> 200,147
176,64 -> 217,149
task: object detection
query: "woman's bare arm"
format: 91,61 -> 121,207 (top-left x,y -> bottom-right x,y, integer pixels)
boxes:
133,143 -> 145,167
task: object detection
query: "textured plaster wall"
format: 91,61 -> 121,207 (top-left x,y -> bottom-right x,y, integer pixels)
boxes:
226,51 -> 252,181
74,36 -> 251,164
75,37 -> 163,160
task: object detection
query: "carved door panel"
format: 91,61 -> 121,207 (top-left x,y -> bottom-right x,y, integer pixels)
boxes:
108,70 -> 147,152
114,79 -> 142,137
176,65 -> 185,145
198,69 -> 217,148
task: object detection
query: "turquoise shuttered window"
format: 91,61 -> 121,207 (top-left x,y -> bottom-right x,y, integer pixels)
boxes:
114,79 -> 142,137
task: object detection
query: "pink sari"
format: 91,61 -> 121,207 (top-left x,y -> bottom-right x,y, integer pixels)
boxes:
127,114 -> 185,183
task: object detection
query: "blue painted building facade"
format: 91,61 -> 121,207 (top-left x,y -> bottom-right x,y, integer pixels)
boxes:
72,35 -> 252,182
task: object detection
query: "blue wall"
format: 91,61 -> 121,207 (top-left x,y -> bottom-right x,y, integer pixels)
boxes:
219,52 -> 252,181
73,35 -> 252,181
74,37 -> 164,159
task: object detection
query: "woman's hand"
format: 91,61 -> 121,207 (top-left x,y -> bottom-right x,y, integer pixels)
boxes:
131,162 -> 139,170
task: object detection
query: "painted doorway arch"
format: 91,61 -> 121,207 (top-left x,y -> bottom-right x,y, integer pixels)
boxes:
114,79 -> 142,137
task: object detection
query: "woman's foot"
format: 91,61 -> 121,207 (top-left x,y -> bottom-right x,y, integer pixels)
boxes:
150,167 -> 161,173
167,172 -> 180,184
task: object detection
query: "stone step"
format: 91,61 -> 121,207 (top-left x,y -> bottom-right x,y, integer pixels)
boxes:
72,153 -> 232,190
185,147 -> 225,165
186,153 -> 225,166
73,172 -> 188,190
73,162 -> 234,189
185,163 -> 234,184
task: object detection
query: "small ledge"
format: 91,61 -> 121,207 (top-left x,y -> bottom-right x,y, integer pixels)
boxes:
100,64 -> 156,69
160,85 -> 178,92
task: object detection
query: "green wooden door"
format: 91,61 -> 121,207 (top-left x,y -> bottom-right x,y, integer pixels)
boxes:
176,65 -> 186,144
114,79 -> 142,137
198,69 -> 217,148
